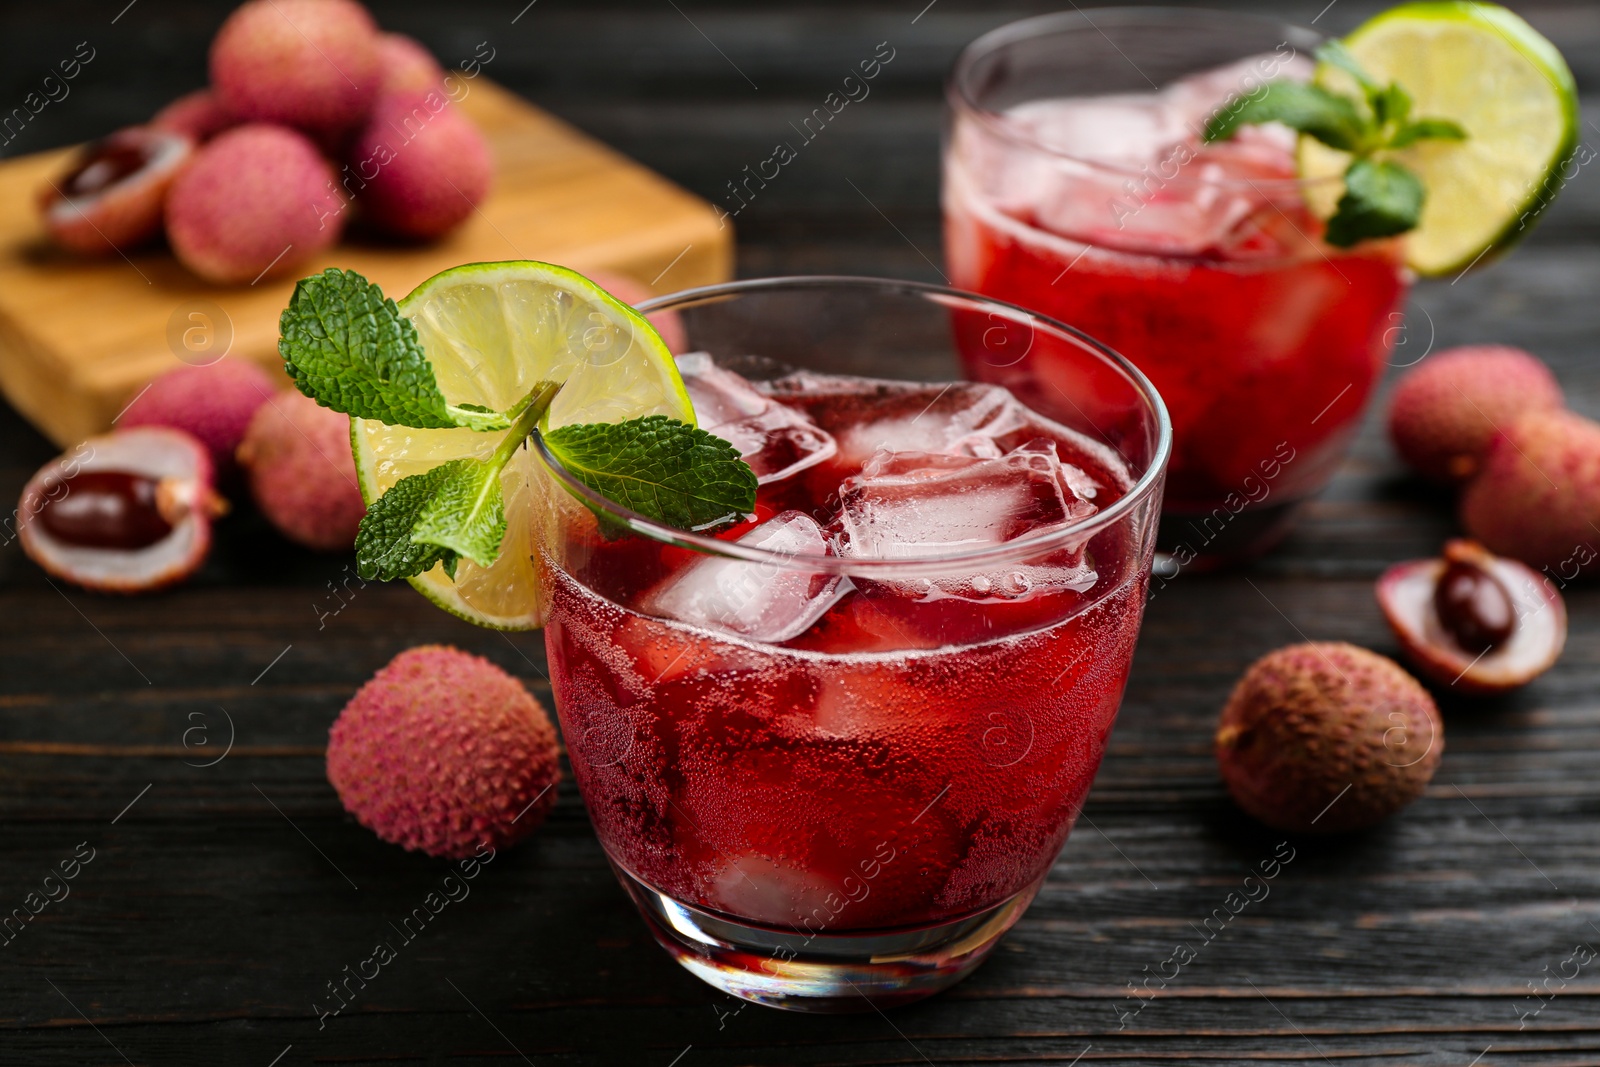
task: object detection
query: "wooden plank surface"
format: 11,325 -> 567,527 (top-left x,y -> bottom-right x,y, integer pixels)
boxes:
0,80 -> 731,447
1,1 -> 1597,1065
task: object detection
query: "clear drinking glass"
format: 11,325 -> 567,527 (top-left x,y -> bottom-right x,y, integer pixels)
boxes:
533,277 -> 1170,1011
945,8 -> 1411,568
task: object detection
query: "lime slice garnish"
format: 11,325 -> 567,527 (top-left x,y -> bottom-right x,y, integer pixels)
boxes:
350,261 -> 694,630
1297,1 -> 1578,275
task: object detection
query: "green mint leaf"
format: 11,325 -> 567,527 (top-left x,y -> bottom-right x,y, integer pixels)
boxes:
1390,116 -> 1468,148
1204,82 -> 1368,153
1315,40 -> 1381,97
543,416 -> 757,534
354,462 -> 464,581
1372,82 -> 1411,129
411,456 -> 509,569
1324,158 -> 1424,247
279,269 -> 511,432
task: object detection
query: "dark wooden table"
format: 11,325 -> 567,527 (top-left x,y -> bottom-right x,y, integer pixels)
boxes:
3,1 -> 1598,1063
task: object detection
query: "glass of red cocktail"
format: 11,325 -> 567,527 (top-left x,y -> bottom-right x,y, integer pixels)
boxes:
534,277 -> 1169,1011
945,8 -> 1410,567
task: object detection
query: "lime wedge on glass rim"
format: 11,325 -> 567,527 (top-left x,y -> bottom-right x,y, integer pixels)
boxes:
1297,1 -> 1578,276
350,261 -> 694,630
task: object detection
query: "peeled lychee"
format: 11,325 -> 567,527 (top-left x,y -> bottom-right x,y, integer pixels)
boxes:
237,389 -> 365,551
377,33 -> 446,96
1377,539 -> 1565,695
18,427 -> 227,593
1215,642 -> 1442,834
151,89 -> 237,142
165,124 -> 344,285
39,127 -> 193,257
1387,345 -> 1564,485
208,0 -> 381,140
348,92 -> 491,239
119,360 -> 278,476
1460,409 -> 1600,577
326,645 -> 561,858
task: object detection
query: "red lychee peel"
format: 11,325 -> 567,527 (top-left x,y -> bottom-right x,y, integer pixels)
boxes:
349,93 -> 491,239
209,0 -> 381,139
326,645 -> 561,859
120,361 -> 278,475
1460,410 -> 1600,576
1387,345 -> 1564,485
237,389 -> 365,551
1215,642 -> 1442,835
165,124 -> 344,285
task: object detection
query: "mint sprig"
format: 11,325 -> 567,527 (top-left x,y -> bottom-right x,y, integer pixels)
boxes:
279,270 -> 758,583
1204,41 -> 1466,246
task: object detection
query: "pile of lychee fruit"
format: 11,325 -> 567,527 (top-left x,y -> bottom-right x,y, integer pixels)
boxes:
38,0 -> 491,284
1215,343 -> 1589,838
17,360 -> 365,592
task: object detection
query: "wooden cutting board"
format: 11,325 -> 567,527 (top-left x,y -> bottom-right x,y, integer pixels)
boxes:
0,80 -> 733,447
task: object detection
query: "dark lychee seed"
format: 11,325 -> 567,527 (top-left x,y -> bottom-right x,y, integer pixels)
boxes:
62,141 -> 151,198
38,470 -> 172,550
1434,549 -> 1515,654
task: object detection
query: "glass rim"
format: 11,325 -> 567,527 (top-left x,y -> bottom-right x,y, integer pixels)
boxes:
533,275 -> 1171,577
947,5 -> 1335,191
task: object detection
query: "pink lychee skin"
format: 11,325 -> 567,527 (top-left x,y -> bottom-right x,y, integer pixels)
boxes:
237,389 -> 365,551
1460,409 -> 1600,577
119,360 -> 278,476
165,124 -> 345,285
349,92 -> 491,239
1387,345 -> 1564,485
41,127 -> 192,257
377,33 -> 446,96
326,645 -> 561,859
151,89 -> 237,142
208,0 -> 381,139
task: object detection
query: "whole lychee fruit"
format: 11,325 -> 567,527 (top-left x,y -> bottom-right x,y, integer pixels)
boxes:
165,124 -> 344,285
1387,345 -> 1564,485
326,645 -> 561,858
1460,409 -> 1600,577
151,89 -> 237,142
348,92 -> 491,239
237,389 -> 365,551
119,360 -> 277,476
38,127 -> 192,257
1215,642 -> 1442,834
209,0 -> 380,140
377,33 -> 446,96
18,427 -> 227,593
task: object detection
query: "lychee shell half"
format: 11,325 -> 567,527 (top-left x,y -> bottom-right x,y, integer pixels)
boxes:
1460,409 -> 1600,577
18,427 -> 221,593
165,124 -> 344,286
41,127 -> 193,257
1386,345 -> 1563,485
1377,545 -> 1566,695
1215,642 -> 1442,834
119,360 -> 278,476
208,0 -> 381,138
349,93 -> 491,239
237,389 -> 366,552
326,645 -> 561,858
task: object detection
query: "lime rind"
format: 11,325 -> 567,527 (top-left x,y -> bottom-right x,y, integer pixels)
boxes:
1297,1 -> 1579,276
350,260 -> 694,631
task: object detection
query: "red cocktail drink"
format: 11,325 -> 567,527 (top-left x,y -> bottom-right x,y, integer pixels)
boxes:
537,278 -> 1169,1011
945,11 -> 1410,564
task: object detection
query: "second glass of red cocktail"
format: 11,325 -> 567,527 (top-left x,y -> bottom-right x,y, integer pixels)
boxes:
535,277 -> 1169,1011
945,8 -> 1410,566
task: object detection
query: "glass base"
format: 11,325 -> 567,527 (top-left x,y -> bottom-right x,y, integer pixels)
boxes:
1155,497 -> 1305,572
616,864 -> 1042,1013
